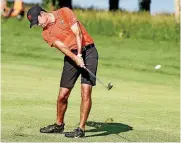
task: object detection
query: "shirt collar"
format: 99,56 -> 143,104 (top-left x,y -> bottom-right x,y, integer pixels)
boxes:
51,10 -> 59,21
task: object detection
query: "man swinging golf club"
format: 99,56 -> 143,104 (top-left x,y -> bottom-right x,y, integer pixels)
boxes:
27,5 -> 98,138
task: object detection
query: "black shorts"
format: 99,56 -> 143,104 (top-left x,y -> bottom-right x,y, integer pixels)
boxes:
60,44 -> 98,89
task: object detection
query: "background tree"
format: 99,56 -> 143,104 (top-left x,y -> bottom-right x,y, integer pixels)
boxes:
52,0 -> 72,10
58,0 -> 72,9
42,0 -> 49,9
138,0 -> 151,12
109,0 -> 119,11
43,0 -> 72,10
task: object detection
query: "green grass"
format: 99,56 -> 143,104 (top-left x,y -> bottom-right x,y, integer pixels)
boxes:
1,12 -> 180,142
76,10 -> 179,42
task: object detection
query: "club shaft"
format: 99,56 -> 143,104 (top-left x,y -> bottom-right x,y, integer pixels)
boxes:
85,68 -> 107,88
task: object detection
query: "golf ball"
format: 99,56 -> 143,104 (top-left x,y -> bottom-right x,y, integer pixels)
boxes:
155,65 -> 161,69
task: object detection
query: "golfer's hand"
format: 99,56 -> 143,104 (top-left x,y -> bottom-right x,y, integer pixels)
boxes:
74,56 -> 85,68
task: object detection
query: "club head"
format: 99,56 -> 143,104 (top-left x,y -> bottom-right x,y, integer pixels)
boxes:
107,82 -> 113,90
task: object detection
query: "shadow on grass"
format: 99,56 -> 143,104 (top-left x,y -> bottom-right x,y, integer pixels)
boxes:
85,121 -> 133,139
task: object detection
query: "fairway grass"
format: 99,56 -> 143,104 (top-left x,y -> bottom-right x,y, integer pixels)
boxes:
1,63 -> 179,142
1,18 -> 180,142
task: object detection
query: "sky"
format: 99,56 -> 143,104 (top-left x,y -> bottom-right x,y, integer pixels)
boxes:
22,0 -> 175,14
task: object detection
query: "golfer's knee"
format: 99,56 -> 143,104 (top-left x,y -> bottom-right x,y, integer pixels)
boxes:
58,88 -> 71,103
58,95 -> 68,103
81,85 -> 92,101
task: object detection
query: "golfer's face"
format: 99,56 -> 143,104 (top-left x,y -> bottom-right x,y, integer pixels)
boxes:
38,12 -> 48,28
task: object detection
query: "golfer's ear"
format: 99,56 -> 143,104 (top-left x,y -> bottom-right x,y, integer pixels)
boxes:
40,11 -> 45,16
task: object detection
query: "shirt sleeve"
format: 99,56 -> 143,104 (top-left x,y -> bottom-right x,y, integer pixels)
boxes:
42,32 -> 59,47
62,7 -> 78,27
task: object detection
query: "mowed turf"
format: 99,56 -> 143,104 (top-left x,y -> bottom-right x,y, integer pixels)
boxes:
1,18 -> 180,142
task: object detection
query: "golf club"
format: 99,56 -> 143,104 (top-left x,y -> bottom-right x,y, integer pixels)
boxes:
84,67 -> 113,90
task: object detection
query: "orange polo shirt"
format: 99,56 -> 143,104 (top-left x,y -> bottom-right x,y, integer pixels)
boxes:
42,7 -> 94,50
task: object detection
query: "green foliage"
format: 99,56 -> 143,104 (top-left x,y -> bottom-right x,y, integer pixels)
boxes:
42,0 -> 51,9
42,0 -> 59,10
42,0 -> 50,6
75,10 -> 179,42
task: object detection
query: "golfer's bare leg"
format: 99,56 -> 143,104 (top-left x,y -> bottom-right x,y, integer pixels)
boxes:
56,87 -> 71,125
79,84 -> 92,130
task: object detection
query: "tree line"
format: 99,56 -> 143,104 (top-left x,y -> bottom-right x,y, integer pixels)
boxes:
44,0 -> 180,23
46,0 -> 152,12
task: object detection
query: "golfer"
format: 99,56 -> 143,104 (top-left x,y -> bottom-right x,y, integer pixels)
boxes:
27,5 -> 98,138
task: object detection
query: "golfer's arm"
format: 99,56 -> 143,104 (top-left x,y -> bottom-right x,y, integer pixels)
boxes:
53,40 -> 76,61
71,22 -> 82,55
